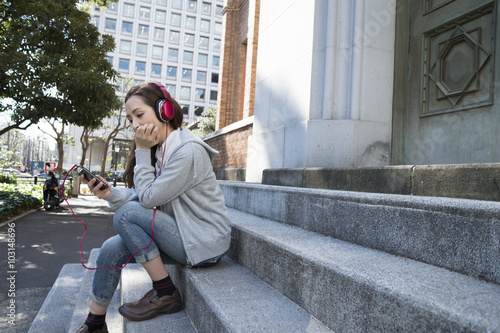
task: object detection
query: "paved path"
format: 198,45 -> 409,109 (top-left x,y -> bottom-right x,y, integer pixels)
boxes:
0,195 -> 116,333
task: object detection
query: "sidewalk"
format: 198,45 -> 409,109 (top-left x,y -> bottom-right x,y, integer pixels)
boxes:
0,195 -> 116,333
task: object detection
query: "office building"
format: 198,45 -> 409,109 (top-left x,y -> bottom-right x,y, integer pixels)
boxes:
65,0 -> 224,172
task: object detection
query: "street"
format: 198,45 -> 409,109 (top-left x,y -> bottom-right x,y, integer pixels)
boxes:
0,195 -> 116,333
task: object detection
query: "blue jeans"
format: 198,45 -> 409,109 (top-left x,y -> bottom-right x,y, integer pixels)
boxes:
91,201 -> 187,307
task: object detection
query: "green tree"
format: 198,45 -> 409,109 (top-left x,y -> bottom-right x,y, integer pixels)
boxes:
0,0 -> 121,136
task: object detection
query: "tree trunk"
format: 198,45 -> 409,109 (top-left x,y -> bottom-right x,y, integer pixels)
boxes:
56,123 -> 65,175
80,128 -> 91,166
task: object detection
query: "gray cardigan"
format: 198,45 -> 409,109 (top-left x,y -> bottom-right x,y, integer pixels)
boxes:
106,128 -> 231,266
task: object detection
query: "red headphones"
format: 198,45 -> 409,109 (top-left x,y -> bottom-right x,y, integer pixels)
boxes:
150,82 -> 175,122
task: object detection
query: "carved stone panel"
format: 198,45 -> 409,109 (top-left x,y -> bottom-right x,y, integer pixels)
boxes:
421,3 -> 495,117
424,0 -> 455,15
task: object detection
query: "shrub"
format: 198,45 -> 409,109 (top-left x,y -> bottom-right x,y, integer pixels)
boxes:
0,172 -> 17,184
0,183 -> 43,222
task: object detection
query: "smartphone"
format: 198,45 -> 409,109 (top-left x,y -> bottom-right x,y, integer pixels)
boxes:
76,165 -> 109,190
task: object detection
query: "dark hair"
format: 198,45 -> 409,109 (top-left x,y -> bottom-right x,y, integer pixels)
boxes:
123,82 -> 183,188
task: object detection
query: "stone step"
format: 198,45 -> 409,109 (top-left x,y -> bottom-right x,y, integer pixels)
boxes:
164,257 -> 333,332
28,264 -> 84,333
261,163 -> 500,201
219,181 -> 500,284
67,249 -> 123,333
227,207 -> 500,332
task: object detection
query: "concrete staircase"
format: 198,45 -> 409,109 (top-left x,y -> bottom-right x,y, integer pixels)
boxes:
30,181 -> 500,332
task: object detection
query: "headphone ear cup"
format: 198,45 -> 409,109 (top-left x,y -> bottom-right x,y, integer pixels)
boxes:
155,99 -> 175,122
163,100 -> 174,121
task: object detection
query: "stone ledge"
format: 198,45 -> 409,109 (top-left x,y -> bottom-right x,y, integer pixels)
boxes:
262,163 -> 500,201
213,167 -> 246,181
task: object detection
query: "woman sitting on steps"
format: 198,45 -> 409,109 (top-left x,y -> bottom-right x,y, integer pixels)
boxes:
77,82 -> 231,333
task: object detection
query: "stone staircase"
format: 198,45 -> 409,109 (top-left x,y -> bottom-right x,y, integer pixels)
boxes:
29,181 -> 500,332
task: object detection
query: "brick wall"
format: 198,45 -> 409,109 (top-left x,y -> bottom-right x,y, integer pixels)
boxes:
205,122 -> 253,169
217,0 -> 260,130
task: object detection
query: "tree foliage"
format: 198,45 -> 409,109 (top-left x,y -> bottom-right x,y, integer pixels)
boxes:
0,0 -> 121,136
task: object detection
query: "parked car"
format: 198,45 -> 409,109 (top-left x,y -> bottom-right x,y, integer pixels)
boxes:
36,172 -> 50,178
1,168 -> 32,177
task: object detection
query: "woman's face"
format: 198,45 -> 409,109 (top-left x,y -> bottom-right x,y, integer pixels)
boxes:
125,95 -> 161,131
125,95 -> 168,146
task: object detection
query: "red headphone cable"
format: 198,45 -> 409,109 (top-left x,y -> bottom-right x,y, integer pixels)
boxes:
62,127 -> 169,270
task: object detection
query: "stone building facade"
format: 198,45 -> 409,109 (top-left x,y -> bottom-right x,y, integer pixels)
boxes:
213,0 -> 499,183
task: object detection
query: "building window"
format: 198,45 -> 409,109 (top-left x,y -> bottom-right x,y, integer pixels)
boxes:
119,59 -> 130,72
105,18 -> 116,31
198,53 -> 208,67
122,21 -> 133,34
186,16 -> 196,30
171,13 -> 181,27
210,90 -> 218,101
156,0 -> 167,6
155,10 -> 166,23
199,36 -> 209,49
139,7 -> 150,19
195,89 -> 205,101
197,71 -> 207,83
181,104 -> 189,118
180,86 -> 191,100
136,42 -> 147,56
123,3 -> 135,17
184,33 -> 194,47
107,2 -> 117,12
152,45 -> 163,58
182,68 -> 192,82
172,0 -> 182,9
202,2 -> 211,15
216,5 -> 223,16
167,66 -> 177,79
183,51 -> 193,64
120,40 -> 131,54
166,85 -> 176,97
151,64 -> 162,76
215,22 -> 222,35
154,27 -> 165,41
212,56 -> 220,67
213,39 -> 221,51
200,19 -> 210,32
135,61 -> 146,73
169,30 -> 180,44
168,48 -> 179,62
106,56 -> 113,65
138,24 -> 149,38
194,106 -> 204,116
211,73 -> 219,84
188,0 -> 197,12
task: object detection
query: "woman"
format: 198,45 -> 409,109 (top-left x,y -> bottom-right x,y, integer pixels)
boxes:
76,82 -> 231,333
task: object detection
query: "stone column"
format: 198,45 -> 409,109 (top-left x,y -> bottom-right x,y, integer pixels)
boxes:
246,0 -> 397,182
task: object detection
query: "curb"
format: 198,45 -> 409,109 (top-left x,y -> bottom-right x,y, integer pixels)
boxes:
0,207 -> 41,228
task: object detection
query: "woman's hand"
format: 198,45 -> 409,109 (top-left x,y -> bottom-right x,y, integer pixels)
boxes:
80,174 -> 111,199
135,123 -> 160,149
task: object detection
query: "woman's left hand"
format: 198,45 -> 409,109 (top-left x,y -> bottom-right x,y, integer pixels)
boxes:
135,123 -> 160,149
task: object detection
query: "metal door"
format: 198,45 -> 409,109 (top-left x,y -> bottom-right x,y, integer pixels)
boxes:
392,0 -> 499,164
